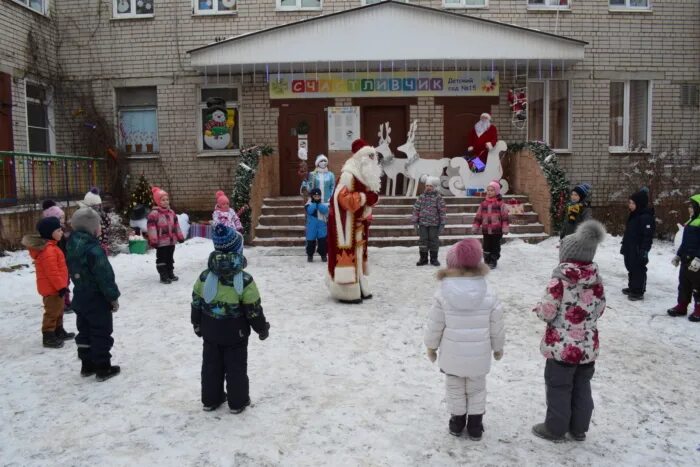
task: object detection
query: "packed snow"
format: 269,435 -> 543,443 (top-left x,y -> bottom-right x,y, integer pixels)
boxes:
1,235 -> 699,466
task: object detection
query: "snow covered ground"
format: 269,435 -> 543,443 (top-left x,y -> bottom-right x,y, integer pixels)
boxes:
1,235 -> 699,466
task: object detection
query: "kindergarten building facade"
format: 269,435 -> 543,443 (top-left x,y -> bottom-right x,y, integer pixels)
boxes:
1,0 -> 699,214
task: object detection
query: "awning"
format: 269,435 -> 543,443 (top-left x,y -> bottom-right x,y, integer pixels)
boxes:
188,1 -> 587,74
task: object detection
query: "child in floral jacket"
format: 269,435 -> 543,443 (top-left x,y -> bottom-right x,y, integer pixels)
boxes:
147,186 -> 185,284
531,220 -> 607,442
412,177 -> 447,267
472,181 -> 509,269
212,190 -> 244,233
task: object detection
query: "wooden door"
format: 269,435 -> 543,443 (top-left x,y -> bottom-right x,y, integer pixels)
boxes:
0,72 -> 16,207
277,100 -> 331,196
440,96 -> 499,158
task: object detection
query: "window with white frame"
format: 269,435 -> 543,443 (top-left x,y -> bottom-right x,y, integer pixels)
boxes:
26,83 -> 53,153
199,87 -> 240,152
114,0 -> 154,18
13,0 -> 48,15
609,80 -> 651,151
527,80 -> 571,151
443,0 -> 487,8
609,0 -> 650,9
194,0 -> 237,14
527,0 -> 569,9
116,87 -> 159,155
277,0 -> 321,11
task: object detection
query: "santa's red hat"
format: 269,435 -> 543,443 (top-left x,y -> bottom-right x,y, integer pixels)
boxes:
351,138 -> 370,154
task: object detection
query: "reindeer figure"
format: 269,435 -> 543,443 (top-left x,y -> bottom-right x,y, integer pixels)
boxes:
376,122 -> 408,196
398,120 -> 449,197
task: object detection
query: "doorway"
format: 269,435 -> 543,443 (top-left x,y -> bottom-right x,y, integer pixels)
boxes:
439,96 -> 499,158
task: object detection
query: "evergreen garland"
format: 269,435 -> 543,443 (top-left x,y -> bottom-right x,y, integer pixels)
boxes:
231,145 -> 273,235
507,141 -> 570,232
124,174 -> 153,217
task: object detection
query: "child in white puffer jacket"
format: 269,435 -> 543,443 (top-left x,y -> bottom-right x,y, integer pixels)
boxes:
424,238 -> 505,440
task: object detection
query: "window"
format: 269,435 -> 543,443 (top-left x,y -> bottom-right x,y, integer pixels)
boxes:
26,83 -> 53,153
527,80 -> 571,151
12,0 -> 48,15
114,0 -> 154,18
527,0 -> 569,9
194,0 -> 237,14
277,0 -> 321,10
609,80 -> 651,151
116,87 -> 159,155
609,0 -> 650,9
443,0 -> 487,8
199,87 -> 240,153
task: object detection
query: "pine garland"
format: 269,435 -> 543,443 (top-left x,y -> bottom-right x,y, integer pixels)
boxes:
231,145 -> 273,235
507,142 -> 570,232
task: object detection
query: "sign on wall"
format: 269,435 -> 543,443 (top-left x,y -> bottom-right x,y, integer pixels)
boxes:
269,71 -> 499,99
327,107 -> 360,151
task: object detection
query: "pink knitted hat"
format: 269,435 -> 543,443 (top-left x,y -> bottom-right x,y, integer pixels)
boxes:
43,205 -> 65,220
151,186 -> 167,206
488,180 -> 501,195
215,190 -> 229,206
446,239 -> 483,269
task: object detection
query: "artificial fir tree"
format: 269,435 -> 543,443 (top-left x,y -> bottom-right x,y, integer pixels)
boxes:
231,145 -> 273,236
125,174 -> 153,218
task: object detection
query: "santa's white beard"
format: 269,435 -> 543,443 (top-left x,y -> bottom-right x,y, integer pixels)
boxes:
475,120 -> 490,137
358,156 -> 383,193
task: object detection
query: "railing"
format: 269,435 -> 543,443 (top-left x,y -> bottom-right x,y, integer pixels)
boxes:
0,151 -> 106,208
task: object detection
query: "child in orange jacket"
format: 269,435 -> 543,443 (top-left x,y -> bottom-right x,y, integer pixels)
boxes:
21,217 -> 75,348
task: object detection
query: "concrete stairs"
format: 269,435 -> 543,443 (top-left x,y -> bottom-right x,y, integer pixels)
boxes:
252,195 -> 550,247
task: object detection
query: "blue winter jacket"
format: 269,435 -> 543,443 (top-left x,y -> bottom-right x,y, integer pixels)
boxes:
305,202 -> 329,240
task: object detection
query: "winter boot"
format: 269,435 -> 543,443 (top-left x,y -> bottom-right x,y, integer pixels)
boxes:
621,288 -> 631,295
55,327 -> 76,341
569,431 -> 586,441
168,269 -> 179,282
667,302 -> 689,317
430,251 -> 441,267
689,303 -> 700,322
416,251 -> 429,266
628,292 -> 644,301
466,414 -> 484,441
321,255 -> 327,262
532,423 -> 565,443
230,397 -> 251,414
95,363 -> 121,382
449,414 -> 466,436
203,392 -> 227,412
307,255 -> 313,263
80,360 -> 96,377
42,331 -> 64,349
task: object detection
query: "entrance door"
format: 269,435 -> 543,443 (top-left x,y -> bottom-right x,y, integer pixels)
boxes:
360,102 -> 409,194
0,72 -> 15,207
278,100 -> 332,196
440,96 -> 499,158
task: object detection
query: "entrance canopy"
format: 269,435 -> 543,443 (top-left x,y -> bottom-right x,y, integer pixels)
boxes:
187,1 -> 587,74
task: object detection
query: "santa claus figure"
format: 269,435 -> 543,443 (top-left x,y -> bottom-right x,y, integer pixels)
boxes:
467,113 -> 498,173
327,139 -> 382,304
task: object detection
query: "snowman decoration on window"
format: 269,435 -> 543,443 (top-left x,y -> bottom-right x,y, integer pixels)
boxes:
203,97 -> 233,150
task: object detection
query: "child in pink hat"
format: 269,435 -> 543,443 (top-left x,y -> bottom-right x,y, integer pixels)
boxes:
472,180 -> 509,269
424,238 -> 505,440
212,190 -> 244,233
147,186 -> 185,284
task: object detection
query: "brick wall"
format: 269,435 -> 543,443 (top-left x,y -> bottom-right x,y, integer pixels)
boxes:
503,149 -> 553,234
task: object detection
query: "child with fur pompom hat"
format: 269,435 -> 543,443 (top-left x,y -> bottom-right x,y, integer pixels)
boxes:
212,190 -> 244,233
424,238 -> 505,440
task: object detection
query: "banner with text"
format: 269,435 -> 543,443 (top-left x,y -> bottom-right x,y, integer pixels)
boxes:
269,71 -> 499,99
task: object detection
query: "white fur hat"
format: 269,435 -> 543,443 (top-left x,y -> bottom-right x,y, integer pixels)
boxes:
315,154 -> 328,167
425,176 -> 441,187
82,188 -> 102,207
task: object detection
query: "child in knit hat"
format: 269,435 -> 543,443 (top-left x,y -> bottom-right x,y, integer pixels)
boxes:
66,207 -> 121,381
560,183 -> 593,239
42,200 -> 72,312
620,188 -> 655,301
81,188 -> 112,254
191,224 -> 270,413
471,180 -> 509,269
305,187 -> 329,262
532,220 -> 607,442
21,217 -> 74,348
668,193 -> 700,321
424,238 -> 505,440
412,176 -> 447,266
147,186 -> 185,284
212,190 -> 244,233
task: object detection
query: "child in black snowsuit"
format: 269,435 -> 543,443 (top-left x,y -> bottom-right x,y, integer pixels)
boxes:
667,193 -> 700,321
620,188 -> 655,301
191,224 -> 270,413
560,184 -> 592,239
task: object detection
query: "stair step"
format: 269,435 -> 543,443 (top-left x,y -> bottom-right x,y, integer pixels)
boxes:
253,223 -> 545,238
258,212 -> 540,226
262,203 -> 534,216
262,195 -> 529,207
251,232 -> 550,247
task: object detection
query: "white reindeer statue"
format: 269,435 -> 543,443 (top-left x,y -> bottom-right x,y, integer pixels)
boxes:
376,122 -> 409,196
448,140 -> 509,197
398,120 -> 449,197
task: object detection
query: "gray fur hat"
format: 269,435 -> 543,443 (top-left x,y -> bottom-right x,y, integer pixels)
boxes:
560,220 -> 606,263
71,207 -> 101,235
